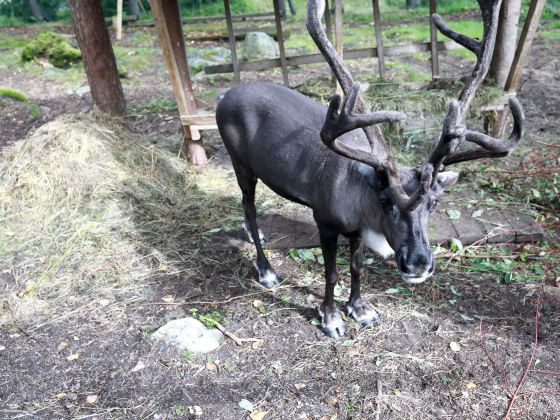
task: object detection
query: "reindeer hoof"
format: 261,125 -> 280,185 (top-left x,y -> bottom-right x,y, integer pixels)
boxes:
346,300 -> 381,327
318,306 -> 347,338
256,265 -> 279,288
242,222 -> 267,244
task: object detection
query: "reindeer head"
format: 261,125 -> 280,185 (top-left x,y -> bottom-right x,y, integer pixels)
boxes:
307,0 -> 524,284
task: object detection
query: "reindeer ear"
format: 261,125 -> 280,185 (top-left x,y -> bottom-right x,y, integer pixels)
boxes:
437,171 -> 459,189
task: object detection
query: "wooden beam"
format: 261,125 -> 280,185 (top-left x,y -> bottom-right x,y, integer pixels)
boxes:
205,40 -> 461,74
273,0 -> 289,85
223,0 -> 240,83
371,0 -> 385,79
324,0 -> 333,41
334,0 -> 343,94
150,0 -> 207,166
429,0 -> 439,78
504,0 -> 546,92
492,0 -> 546,137
115,0 -> 123,40
68,0 -> 126,117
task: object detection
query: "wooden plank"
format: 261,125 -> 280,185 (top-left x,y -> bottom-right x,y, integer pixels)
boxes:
185,29 -> 289,42
223,0 -> 240,84
104,14 -> 138,24
204,40 -> 461,74
334,0 -> 343,94
273,0 -> 289,85
115,0 -> 124,40
429,0 -> 439,78
150,0 -> 207,165
371,0 -> 385,79
180,114 -> 217,125
505,0 -> 546,91
182,11 -> 274,23
491,0 -> 546,137
324,0 -> 333,41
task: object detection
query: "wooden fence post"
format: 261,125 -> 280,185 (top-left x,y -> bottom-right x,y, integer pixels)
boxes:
224,0 -> 240,83
150,0 -> 208,166
372,0 -> 385,79
429,0 -> 439,78
273,0 -> 289,85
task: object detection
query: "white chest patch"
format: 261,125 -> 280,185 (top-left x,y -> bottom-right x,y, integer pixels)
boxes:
362,229 -> 394,259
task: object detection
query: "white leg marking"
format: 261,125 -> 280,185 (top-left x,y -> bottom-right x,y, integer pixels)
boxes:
242,222 -> 266,244
361,229 -> 394,259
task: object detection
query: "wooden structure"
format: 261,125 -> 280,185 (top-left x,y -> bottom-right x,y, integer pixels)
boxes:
70,0 -> 544,167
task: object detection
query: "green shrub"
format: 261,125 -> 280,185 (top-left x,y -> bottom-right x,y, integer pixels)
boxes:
21,31 -> 81,69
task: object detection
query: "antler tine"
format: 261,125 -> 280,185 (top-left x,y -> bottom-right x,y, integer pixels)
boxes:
307,0 -> 430,211
443,96 -> 524,165
432,14 -> 480,55
427,0 -> 503,178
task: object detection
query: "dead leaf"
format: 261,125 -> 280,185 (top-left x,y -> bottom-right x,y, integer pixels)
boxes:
161,295 -> 174,303
252,299 -> 263,308
206,362 -> 217,372
543,285 -> 560,297
57,341 -> 68,351
56,392 -> 66,399
249,411 -> 267,420
251,340 -> 264,350
393,389 -> 401,397
0,346 -> 6,351
294,383 -> 306,390
67,353 -> 79,361
466,382 -> 476,389
449,341 -> 461,352
86,395 -> 98,404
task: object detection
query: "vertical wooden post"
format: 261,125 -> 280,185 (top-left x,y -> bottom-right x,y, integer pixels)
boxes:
324,0 -> 333,41
504,0 -> 546,92
334,0 -> 343,94
429,0 -> 439,78
150,0 -> 207,166
115,0 -> 123,40
371,0 -> 385,79
224,0 -> 240,83
68,0 -> 126,117
493,0 -> 545,137
273,0 -> 289,86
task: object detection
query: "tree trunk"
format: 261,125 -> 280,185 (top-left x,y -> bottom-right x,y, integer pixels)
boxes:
68,0 -> 127,117
28,0 -> 51,21
489,0 -> 521,87
128,0 -> 140,17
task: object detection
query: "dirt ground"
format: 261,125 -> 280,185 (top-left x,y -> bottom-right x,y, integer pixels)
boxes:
1,17 -> 559,420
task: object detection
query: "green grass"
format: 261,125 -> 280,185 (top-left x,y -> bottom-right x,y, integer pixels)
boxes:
0,87 -> 41,118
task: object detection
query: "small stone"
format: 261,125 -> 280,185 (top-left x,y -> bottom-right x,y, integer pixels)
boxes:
130,360 -> 145,372
150,317 -> 223,353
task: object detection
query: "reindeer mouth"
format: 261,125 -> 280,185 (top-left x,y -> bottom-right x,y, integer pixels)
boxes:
401,266 -> 435,284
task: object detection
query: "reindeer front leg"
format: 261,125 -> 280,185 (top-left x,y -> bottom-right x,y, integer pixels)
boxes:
346,236 -> 380,326
316,221 -> 347,338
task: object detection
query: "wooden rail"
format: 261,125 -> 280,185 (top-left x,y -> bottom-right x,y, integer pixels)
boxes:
205,40 -> 460,74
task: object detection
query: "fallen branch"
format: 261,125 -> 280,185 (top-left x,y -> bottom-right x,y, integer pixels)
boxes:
212,320 -> 263,347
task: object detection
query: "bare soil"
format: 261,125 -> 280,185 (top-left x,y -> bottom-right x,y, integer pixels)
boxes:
1,21 -> 559,420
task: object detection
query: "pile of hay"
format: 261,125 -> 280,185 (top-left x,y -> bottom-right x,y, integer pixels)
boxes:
0,114 -> 206,324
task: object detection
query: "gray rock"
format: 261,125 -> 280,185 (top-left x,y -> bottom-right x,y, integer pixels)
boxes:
188,46 -> 231,74
150,317 -> 223,353
242,32 -> 279,60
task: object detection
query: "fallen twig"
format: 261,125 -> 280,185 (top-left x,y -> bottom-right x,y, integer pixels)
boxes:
213,320 -> 262,347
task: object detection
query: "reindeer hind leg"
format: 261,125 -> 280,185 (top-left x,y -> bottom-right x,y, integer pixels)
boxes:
231,161 -> 279,288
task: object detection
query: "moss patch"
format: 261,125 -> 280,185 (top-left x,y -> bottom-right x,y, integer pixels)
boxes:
21,31 -> 81,69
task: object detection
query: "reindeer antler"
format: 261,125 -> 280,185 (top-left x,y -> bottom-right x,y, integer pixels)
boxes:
427,0 -> 524,177
307,0 -> 431,211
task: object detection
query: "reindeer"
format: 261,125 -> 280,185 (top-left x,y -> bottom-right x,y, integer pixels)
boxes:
216,0 -> 524,338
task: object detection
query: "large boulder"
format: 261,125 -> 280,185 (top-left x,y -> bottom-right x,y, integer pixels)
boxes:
242,32 -> 279,60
